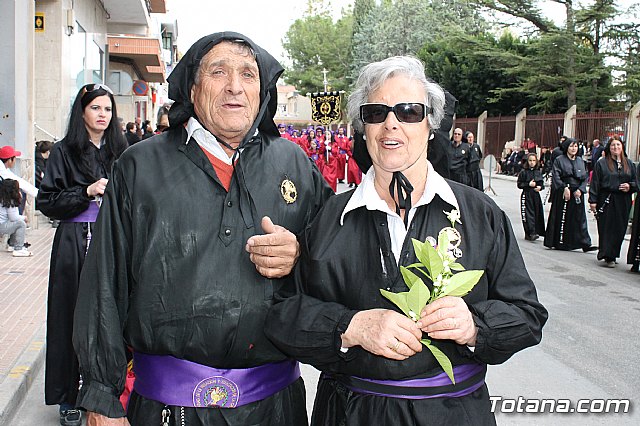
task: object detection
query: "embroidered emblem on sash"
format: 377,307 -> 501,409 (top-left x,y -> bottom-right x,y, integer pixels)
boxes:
193,376 -> 240,408
281,178 -> 297,204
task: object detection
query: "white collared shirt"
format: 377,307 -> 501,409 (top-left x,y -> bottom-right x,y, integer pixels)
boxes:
186,117 -> 252,165
340,160 -> 459,264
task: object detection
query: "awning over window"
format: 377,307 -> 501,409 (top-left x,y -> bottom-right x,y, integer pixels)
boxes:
108,35 -> 166,83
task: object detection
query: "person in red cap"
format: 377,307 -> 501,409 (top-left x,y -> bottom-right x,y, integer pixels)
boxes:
0,145 -> 39,207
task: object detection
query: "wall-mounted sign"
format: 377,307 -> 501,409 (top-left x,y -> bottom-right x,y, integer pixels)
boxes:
132,80 -> 149,96
35,13 -> 45,32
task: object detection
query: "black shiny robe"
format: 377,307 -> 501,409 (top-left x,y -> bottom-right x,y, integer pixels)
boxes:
265,181 -> 547,425
517,168 -> 546,238
72,128 -> 332,421
544,155 -> 591,250
589,157 -> 637,261
36,138 -> 109,407
628,164 -> 640,269
468,143 -> 484,191
447,142 -> 470,185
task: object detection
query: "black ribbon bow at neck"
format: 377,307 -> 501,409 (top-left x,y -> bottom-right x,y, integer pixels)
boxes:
389,171 -> 414,228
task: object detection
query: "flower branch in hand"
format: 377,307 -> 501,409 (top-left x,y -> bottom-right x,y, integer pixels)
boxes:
380,209 -> 484,384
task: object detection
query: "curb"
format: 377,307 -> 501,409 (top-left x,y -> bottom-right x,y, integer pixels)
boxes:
0,324 -> 46,426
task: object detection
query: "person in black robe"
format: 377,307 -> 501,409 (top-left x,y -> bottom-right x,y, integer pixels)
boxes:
36,83 -> 127,426
265,56 -> 547,426
447,127 -> 470,185
518,153 -> 546,241
627,163 -> 640,272
544,137 -> 594,251
465,131 -> 483,191
72,32 -> 332,426
589,136 -> 637,267
34,140 -> 53,189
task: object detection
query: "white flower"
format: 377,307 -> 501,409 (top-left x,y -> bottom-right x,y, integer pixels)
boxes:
434,274 -> 444,287
444,209 -> 462,226
408,310 -> 418,321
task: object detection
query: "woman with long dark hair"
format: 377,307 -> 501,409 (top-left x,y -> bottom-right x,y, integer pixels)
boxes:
589,136 -> 637,267
544,138 -> 594,251
518,153 -> 546,241
0,178 -> 32,256
36,83 -> 126,426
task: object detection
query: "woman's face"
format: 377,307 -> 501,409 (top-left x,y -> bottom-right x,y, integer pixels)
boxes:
466,133 -> 475,143
528,156 -> 537,168
609,140 -> 623,157
567,142 -> 578,157
364,75 -> 430,175
83,95 -> 113,135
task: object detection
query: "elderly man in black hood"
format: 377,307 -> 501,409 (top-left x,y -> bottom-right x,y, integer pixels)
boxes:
73,32 -> 332,425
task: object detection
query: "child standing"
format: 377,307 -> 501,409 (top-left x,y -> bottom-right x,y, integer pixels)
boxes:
0,178 -> 33,256
517,153 -> 546,241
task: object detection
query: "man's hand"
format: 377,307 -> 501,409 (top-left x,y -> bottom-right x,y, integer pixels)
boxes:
86,412 -> 130,426
341,309 -> 422,360
416,296 -> 477,346
246,216 -> 300,278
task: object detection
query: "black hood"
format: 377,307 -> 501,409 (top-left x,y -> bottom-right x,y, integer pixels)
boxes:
167,31 -> 284,142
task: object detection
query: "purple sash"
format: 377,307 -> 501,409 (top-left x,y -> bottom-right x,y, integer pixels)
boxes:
132,353 -> 301,408
332,363 -> 485,400
63,202 -> 99,223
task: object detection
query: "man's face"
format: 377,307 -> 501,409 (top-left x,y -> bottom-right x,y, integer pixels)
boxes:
191,41 -> 261,145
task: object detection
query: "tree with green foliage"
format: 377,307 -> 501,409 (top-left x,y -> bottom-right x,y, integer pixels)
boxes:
419,31 -> 531,116
349,0 -> 487,84
281,7 -> 353,94
471,0 -> 633,110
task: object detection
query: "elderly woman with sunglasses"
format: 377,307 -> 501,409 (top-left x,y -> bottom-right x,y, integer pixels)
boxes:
265,56 -> 547,425
36,83 -> 127,426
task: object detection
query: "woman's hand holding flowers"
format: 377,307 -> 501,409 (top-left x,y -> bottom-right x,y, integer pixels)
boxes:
416,296 -> 477,346
341,309 -> 423,360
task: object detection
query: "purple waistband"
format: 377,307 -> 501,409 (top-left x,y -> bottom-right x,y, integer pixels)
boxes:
63,202 -> 100,223
333,363 -> 486,400
132,353 -> 301,408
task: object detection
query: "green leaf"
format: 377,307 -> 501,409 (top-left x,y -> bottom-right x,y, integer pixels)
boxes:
401,266 -> 430,291
380,289 -> 411,317
421,339 -> 455,384
441,270 -> 484,298
449,262 -> 465,271
406,276 -> 430,319
424,241 -> 443,279
437,230 -> 450,257
406,264 -> 432,280
411,238 -> 431,269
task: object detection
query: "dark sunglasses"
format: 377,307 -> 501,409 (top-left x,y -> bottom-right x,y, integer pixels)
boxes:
360,103 -> 431,124
82,83 -> 113,96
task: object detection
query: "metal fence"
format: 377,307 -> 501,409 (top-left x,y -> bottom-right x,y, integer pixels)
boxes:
525,113 -> 564,148
574,111 -> 627,144
455,110 -> 634,159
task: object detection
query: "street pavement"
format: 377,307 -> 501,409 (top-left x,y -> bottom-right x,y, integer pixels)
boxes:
2,171 -> 639,425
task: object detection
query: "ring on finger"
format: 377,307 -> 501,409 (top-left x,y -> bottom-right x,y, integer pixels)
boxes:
393,340 -> 401,352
